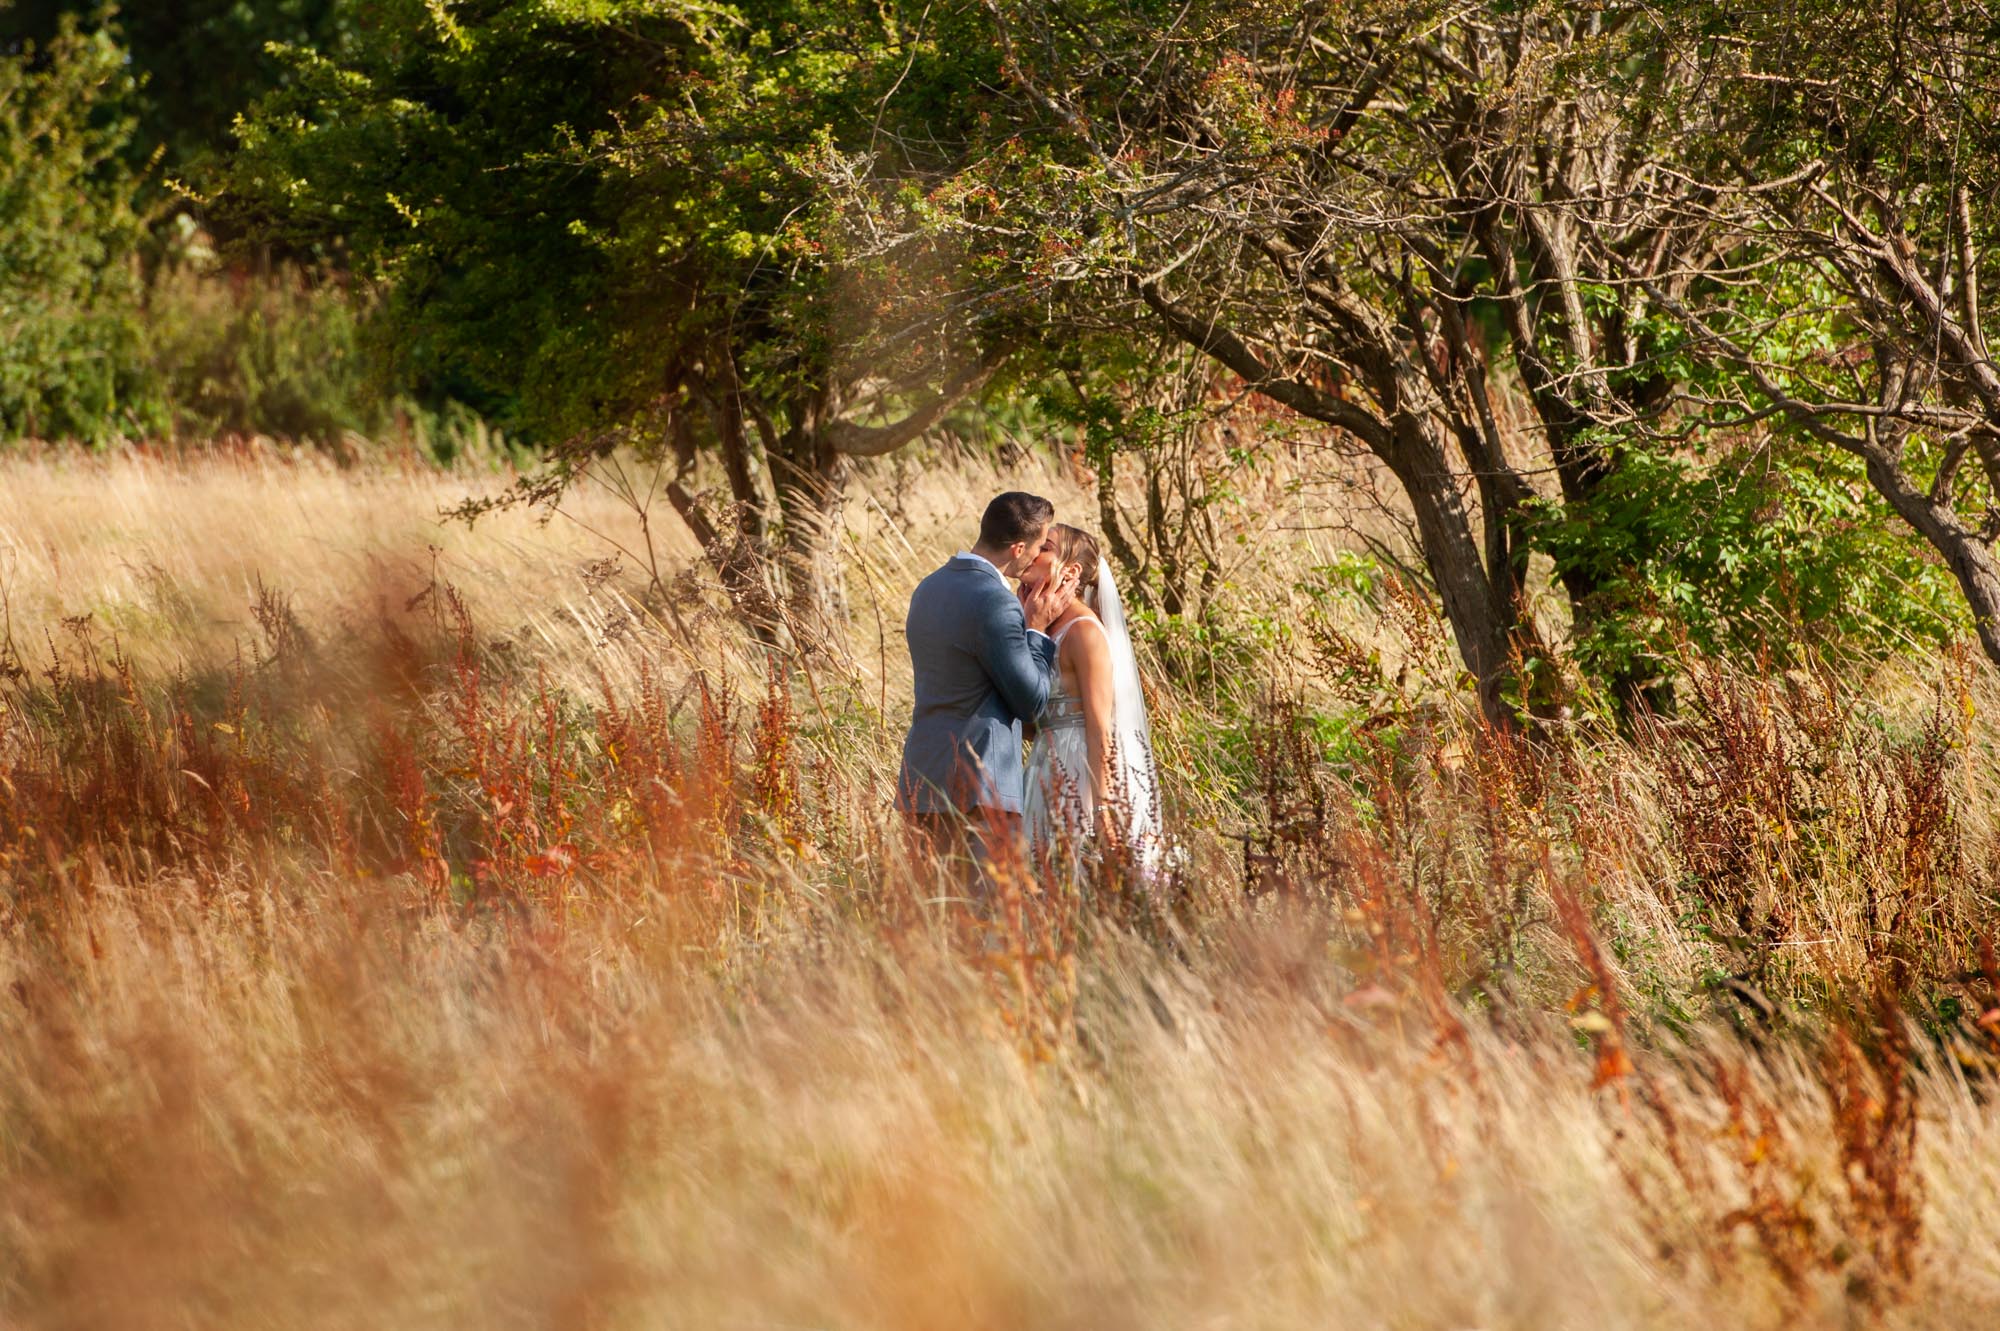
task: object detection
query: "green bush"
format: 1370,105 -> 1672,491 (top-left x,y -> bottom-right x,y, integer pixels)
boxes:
142,260 -> 376,446
139,257 -> 518,463
0,12 -> 501,458
0,16 -> 162,443
1520,437 -> 1967,705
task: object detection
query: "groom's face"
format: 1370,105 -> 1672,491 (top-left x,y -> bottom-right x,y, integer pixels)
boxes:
1001,523 -> 1056,580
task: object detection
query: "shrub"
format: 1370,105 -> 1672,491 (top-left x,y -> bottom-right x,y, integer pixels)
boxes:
1521,437 -> 1967,709
143,260 -> 379,447
0,16 -> 163,443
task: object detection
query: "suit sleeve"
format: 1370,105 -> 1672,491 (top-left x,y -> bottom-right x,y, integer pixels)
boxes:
974,585 -> 1057,720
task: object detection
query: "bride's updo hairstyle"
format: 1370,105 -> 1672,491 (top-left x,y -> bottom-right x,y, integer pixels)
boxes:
1051,524 -> 1103,608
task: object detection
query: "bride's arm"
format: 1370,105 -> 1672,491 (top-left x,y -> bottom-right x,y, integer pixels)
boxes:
1069,621 -> 1118,826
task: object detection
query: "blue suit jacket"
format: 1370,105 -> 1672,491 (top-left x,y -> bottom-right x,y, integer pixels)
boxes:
897,555 -> 1058,814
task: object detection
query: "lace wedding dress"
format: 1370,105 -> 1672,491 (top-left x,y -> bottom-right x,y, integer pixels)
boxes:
1023,560 -> 1162,875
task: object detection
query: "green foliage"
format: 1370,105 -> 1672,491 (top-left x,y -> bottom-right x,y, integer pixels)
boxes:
219,0 -> 1005,447
1521,438 -> 1966,697
1133,602 -> 1278,692
1299,552 -> 1388,606
139,261 -> 509,461
1519,261 -> 1970,698
143,264 -> 376,446
0,14 -> 162,443
0,1 -> 361,177
0,8 -> 530,452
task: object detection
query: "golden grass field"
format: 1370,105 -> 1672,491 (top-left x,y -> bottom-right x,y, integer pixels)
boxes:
2,445 -> 1998,1329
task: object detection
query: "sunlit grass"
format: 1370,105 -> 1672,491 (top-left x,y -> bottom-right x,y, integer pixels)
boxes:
1,446 -> 1997,1328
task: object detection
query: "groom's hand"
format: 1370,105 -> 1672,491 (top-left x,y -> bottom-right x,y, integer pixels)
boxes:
1020,565 -> 1079,633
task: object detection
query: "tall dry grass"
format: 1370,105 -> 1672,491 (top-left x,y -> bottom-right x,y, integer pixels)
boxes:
10,877 -> 1999,1330
1,447 -> 1998,1328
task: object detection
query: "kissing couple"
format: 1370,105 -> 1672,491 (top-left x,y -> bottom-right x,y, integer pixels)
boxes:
896,492 -> 1161,882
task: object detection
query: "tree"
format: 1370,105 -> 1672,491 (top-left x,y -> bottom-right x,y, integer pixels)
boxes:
0,13 -> 158,442
913,1 -> 1753,723
221,0 -> 1011,645
914,0 -> 1970,723
0,1 -> 360,178
1030,337 -> 1257,623
1622,0 -> 2000,669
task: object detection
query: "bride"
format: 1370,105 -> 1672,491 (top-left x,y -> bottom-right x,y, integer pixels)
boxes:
1017,524 -> 1162,874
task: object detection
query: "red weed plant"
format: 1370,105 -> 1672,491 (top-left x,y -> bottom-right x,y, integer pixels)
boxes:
1611,999 -> 1927,1317
1697,1008 -> 1923,1315
0,623 -> 326,903
751,659 -> 803,854
692,679 -> 743,861
590,658 -> 805,925
1241,692 -> 1332,902
1647,651 -> 1986,995
960,809 -> 1082,1067
1646,655 -> 1808,966
1851,665 -> 1970,989
1450,720 -> 1549,992
1824,997 -> 1924,1308
1710,1056 -> 1824,1298
1544,846 -> 1638,1097
1975,934 -> 2000,1058
0,574 -> 826,940
593,659 -> 688,870
369,711 -> 448,902
422,612 -> 586,905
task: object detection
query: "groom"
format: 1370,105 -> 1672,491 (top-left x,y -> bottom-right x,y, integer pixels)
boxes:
898,492 -> 1078,871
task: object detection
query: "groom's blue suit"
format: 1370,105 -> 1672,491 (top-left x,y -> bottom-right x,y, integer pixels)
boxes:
897,553 -> 1058,815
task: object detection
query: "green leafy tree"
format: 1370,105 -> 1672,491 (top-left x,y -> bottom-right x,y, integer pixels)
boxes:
1523,440 -> 1965,700
0,1 -> 360,177
917,0 -> 1760,724
222,0 -> 1013,643
924,0 -> 1979,721
1624,0 -> 2000,670
0,13 -> 160,442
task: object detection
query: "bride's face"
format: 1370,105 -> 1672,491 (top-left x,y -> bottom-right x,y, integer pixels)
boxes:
1018,536 -> 1061,593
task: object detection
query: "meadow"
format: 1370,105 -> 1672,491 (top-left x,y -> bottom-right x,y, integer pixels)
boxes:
0,443 -> 1996,1330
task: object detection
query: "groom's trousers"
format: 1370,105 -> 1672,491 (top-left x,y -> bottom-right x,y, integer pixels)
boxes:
902,807 -> 1027,902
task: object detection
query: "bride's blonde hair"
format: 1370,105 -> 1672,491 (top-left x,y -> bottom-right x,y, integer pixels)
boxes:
1051,524 -> 1103,607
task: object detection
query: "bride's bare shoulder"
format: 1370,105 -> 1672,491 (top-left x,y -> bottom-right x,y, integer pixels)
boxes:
1058,612 -> 1111,661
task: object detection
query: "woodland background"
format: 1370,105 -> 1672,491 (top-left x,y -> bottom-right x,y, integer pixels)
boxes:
3,3 -> 2000,1327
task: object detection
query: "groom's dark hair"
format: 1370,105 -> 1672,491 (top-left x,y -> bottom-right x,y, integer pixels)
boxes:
978,492 -> 1055,549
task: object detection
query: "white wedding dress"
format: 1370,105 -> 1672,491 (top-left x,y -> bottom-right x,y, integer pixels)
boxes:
1024,559 -> 1162,876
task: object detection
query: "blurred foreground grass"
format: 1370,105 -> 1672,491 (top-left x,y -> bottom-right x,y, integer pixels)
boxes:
1,447 -> 1998,1328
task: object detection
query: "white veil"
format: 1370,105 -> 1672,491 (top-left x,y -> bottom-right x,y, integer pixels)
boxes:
1092,558 -> 1162,872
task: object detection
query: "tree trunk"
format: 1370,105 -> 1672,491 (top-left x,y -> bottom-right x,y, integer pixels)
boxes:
1136,277 -> 1527,729
1464,195 -> 1672,722
780,351 -> 1008,650
691,364 -> 784,644
1379,412 -> 1522,730
770,390 -> 854,651
662,478 -> 780,647
1861,448 -> 2000,669
1090,446 -> 1149,609
775,447 -> 853,650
